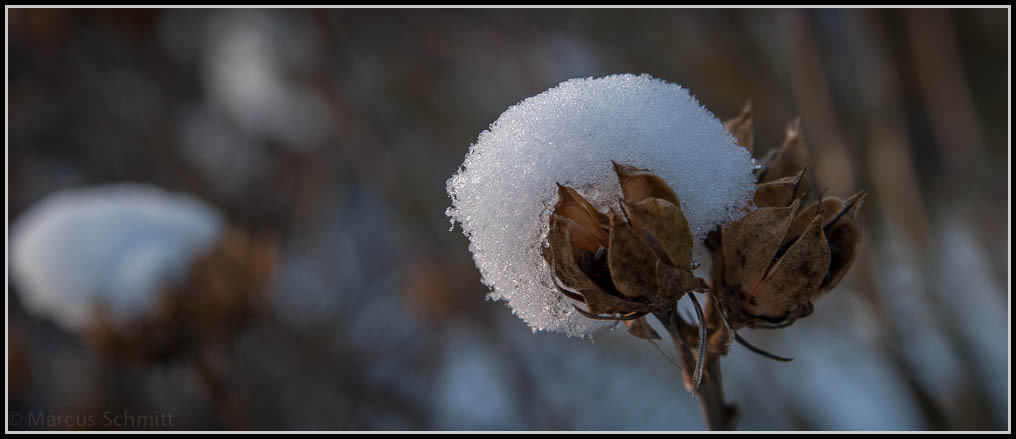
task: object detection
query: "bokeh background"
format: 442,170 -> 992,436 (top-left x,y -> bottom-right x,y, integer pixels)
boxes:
6,8 -> 1009,431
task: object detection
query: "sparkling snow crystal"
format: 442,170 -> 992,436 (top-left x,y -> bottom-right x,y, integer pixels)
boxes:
446,74 -> 756,336
10,184 -> 225,333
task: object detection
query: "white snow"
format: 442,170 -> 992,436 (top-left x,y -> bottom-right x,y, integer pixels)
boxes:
10,184 -> 225,333
446,74 -> 756,336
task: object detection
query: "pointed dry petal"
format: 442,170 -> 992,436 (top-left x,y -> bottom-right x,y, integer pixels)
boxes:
720,200 -> 799,293
724,100 -> 754,153
548,214 -> 642,315
784,196 -> 844,245
753,169 -> 805,208
556,183 -> 609,227
552,184 -> 609,259
625,316 -> 662,340
607,211 -> 659,298
612,161 -> 679,205
819,191 -> 866,294
546,216 -> 607,294
749,215 -> 831,319
760,118 -> 809,185
624,198 -> 694,268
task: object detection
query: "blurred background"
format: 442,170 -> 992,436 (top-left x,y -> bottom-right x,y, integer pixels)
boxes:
6,8 -> 1009,431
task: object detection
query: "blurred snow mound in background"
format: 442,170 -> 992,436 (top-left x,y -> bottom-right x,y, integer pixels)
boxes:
10,184 -> 225,333
446,73 -> 756,336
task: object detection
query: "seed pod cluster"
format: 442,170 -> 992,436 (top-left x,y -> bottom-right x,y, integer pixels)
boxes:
542,101 -> 865,370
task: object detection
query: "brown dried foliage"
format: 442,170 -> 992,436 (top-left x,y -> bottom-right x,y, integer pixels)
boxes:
85,229 -> 278,365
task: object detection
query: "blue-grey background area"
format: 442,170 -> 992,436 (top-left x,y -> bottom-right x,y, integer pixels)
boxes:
7,8 -> 1009,431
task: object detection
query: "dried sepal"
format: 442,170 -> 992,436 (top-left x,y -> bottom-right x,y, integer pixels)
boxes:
613,161 -> 680,206
623,198 -> 693,268
624,315 -> 662,340
783,196 -> 842,244
607,211 -> 659,298
553,183 -> 609,259
747,214 -> 831,319
546,216 -> 604,294
720,200 -> 800,295
655,259 -> 694,302
753,169 -> 805,209
724,100 -> 754,153
759,118 -> 809,185
819,191 -> 866,294
562,280 -> 645,316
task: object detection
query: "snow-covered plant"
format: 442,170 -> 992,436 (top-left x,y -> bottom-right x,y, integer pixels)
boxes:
10,183 -> 276,362
447,74 -> 865,430
447,74 -> 757,337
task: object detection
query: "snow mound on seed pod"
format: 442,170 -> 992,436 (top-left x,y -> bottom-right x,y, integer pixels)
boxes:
446,74 -> 756,336
10,184 -> 225,333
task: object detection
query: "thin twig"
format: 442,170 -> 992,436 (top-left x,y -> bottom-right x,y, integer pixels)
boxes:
654,306 -> 737,431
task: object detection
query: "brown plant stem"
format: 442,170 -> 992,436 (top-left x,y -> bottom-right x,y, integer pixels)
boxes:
655,305 -> 738,431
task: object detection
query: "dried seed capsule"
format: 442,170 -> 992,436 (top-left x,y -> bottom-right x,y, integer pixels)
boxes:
542,163 -> 709,329
712,193 -> 866,329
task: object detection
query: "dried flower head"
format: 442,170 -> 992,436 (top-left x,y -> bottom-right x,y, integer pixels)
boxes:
543,163 -> 709,341
709,192 -> 866,330
708,103 -> 867,331
10,184 -> 276,364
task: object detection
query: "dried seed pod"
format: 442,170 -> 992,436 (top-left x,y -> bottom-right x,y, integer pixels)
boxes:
542,163 -> 709,336
546,216 -> 633,315
546,188 -> 648,317
712,193 -> 866,329
715,107 -> 865,330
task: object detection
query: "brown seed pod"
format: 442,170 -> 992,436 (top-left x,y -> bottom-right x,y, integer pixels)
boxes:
711,192 -> 866,330
542,163 -> 706,339
713,104 -> 866,335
